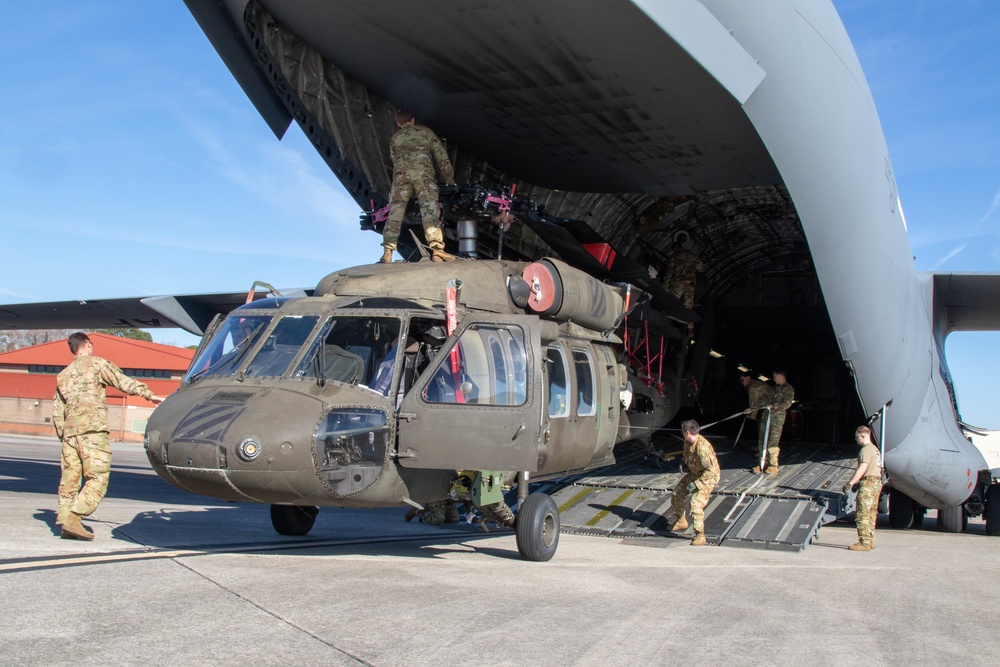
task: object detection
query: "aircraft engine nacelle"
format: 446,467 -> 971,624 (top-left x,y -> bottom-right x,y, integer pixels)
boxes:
521,258 -> 624,331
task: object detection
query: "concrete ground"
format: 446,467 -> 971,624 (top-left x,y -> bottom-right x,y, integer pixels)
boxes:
2,433 -> 998,666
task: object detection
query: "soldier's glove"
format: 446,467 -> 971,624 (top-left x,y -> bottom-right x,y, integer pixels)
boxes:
686,482 -> 698,493
841,483 -> 851,495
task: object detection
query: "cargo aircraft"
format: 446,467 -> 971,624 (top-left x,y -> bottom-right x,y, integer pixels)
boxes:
3,0 -> 999,557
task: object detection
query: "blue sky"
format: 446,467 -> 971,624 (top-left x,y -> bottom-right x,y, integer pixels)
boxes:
2,2 -> 998,428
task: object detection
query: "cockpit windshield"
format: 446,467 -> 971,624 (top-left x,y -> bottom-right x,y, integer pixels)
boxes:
185,314 -> 273,383
294,316 -> 402,388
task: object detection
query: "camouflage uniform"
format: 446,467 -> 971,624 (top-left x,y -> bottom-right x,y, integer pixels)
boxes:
419,498 -> 460,526
669,434 -> 720,534
759,382 -> 794,469
383,122 -> 455,252
53,355 -> 154,522
663,247 -> 703,314
855,443 -> 882,547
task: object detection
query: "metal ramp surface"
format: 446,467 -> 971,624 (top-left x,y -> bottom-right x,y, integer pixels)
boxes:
545,437 -> 857,551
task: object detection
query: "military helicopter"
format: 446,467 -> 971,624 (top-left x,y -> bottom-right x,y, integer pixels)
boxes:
143,198 -> 690,560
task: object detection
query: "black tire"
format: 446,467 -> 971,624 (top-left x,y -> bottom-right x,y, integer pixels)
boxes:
270,504 -> 319,536
515,493 -> 560,562
877,492 -> 889,515
888,488 -> 913,529
936,504 -> 966,533
985,485 -> 1000,537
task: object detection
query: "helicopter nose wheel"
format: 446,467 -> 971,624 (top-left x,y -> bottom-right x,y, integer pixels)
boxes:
515,493 -> 560,561
270,504 -> 320,536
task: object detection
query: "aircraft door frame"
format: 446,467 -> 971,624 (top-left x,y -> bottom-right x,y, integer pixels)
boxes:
396,314 -> 542,471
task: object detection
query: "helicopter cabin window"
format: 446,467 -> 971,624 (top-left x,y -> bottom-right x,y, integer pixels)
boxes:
422,324 -> 527,406
546,347 -> 570,418
185,314 -> 274,383
243,315 -> 320,377
293,316 -> 402,387
573,348 -> 596,417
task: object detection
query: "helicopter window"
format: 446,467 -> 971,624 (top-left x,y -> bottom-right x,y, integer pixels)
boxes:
488,336 -> 507,401
243,315 -> 320,377
507,333 -> 527,405
573,348 -> 596,417
185,314 -> 273,383
294,316 -> 401,386
422,324 -> 527,406
546,346 -> 569,418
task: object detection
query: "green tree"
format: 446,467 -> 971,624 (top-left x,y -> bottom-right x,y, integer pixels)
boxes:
95,328 -> 153,342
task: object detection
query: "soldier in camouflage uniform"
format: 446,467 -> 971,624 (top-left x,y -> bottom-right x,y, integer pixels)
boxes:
53,332 -> 163,540
381,108 -> 456,263
404,470 -> 515,529
668,420 -> 720,546
661,240 -> 703,336
742,370 -> 794,475
843,425 -> 883,551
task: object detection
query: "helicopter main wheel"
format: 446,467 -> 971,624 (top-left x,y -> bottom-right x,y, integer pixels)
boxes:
270,504 -> 319,536
515,493 -> 560,562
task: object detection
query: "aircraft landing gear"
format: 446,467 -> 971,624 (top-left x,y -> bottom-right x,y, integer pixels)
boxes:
985,485 -> 1000,537
936,504 -> 967,533
515,493 -> 560,561
888,488 -> 914,529
270,504 -> 319,536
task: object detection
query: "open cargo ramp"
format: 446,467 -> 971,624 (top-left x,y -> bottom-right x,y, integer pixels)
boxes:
542,439 -> 858,551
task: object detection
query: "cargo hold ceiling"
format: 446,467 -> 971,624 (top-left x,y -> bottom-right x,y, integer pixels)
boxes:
256,0 -> 780,196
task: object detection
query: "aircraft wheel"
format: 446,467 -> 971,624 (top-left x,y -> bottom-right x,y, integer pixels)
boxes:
888,488 -> 913,529
911,505 -> 925,529
985,485 -> 1000,537
270,504 -> 319,536
515,493 -> 560,562
877,492 -> 889,515
936,504 -> 966,533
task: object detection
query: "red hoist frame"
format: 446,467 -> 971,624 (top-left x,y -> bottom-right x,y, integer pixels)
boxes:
620,289 -> 668,397
446,278 -> 466,404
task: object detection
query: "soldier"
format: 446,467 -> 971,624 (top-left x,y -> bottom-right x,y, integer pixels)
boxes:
668,419 -> 721,546
407,498 -> 460,525
743,369 -> 795,475
661,239 -> 703,336
381,108 -> 456,263
843,425 -> 883,551
53,332 -> 163,540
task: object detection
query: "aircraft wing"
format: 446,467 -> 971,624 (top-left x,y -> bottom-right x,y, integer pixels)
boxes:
931,272 -> 1000,332
0,290 -> 309,336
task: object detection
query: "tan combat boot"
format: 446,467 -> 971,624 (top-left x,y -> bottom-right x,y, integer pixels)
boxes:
690,532 -> 707,546
765,465 -> 779,476
848,542 -> 872,551
670,515 -> 689,532
429,241 -> 454,262
751,466 -> 762,474
379,245 -> 394,264
61,514 -> 94,541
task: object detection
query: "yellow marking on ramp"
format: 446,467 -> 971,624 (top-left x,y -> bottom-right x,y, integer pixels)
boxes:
586,489 -> 636,526
557,488 -> 595,513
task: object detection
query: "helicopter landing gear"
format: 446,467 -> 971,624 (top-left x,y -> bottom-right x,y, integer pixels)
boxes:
515,493 -> 560,561
270,504 -> 319,536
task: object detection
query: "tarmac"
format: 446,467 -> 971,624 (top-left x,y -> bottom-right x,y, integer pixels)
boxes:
2,433 -> 999,666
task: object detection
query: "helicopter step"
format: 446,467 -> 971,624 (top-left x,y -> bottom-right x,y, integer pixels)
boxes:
543,439 -> 859,551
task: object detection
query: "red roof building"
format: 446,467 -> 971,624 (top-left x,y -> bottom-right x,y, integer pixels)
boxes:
0,333 -> 195,440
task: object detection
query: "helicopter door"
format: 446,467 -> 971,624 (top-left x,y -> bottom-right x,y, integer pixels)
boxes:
396,314 -> 542,471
